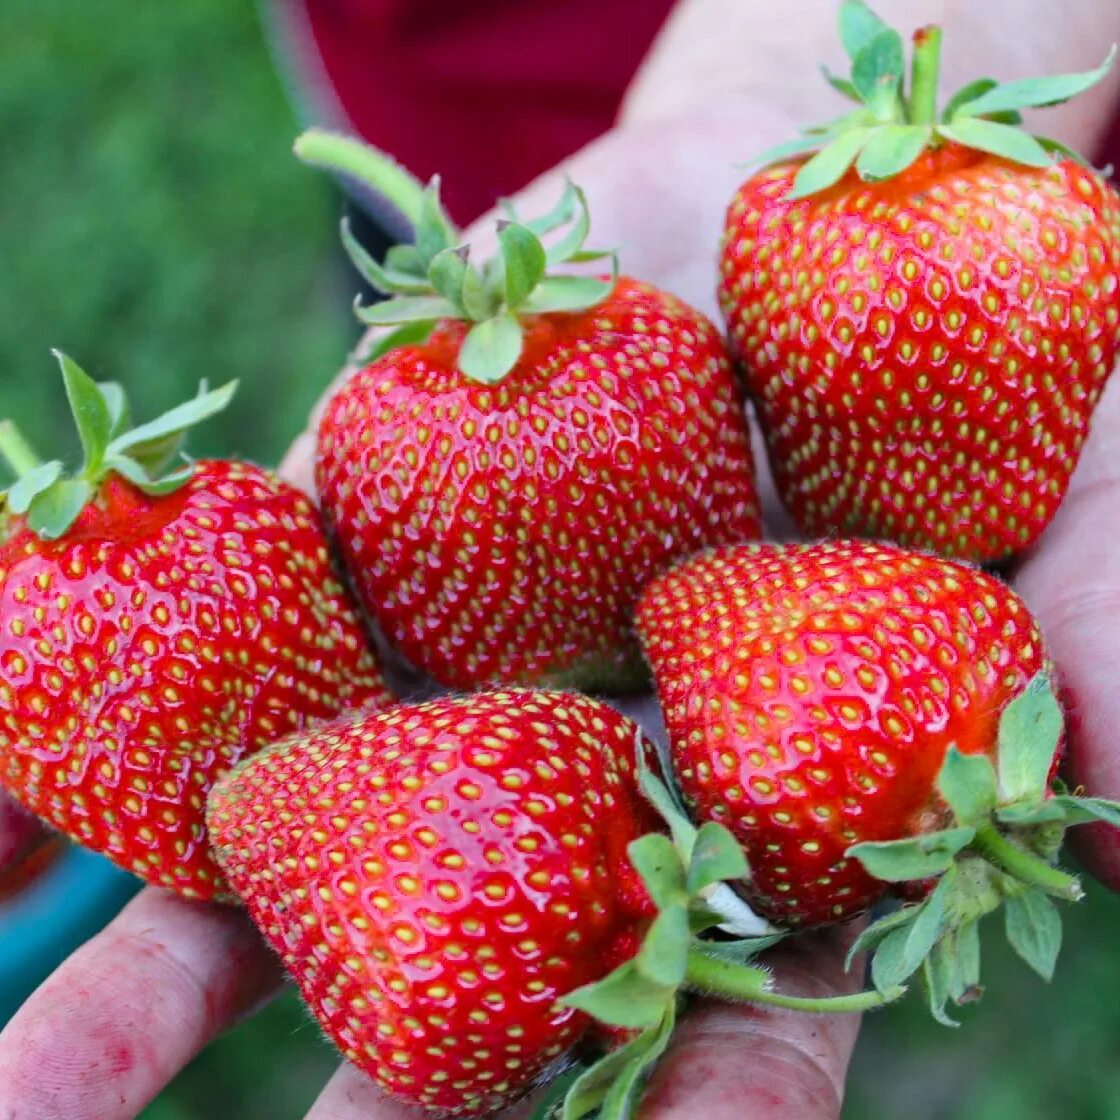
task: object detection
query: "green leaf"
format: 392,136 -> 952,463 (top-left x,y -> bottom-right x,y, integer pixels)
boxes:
855,124 -> 931,181
922,945 -> 960,1027
561,1007 -> 675,1120
996,673 -> 1063,803
899,865 -> 956,978
521,272 -> 617,315
106,455 -> 194,496
995,800 -> 1069,827
355,295 -> 460,327
55,351 -> 112,477
524,1064 -> 586,1120
821,64 -> 861,102
936,119 -> 1052,168
498,222 -> 547,308
457,312 -> 524,383
1006,888 -> 1063,981
845,904 -> 918,970
634,904 -> 690,987
937,748 -> 998,825
27,478 -> 94,539
950,46 -> 1116,117
838,0 -> 891,61
543,182 -> 593,265
459,261 -> 494,320
787,127 -> 873,199
427,246 -> 471,311
98,382 -> 130,441
851,29 -> 905,116
1036,135 -> 1093,169
1054,795 -> 1120,828
384,243 -> 426,275
693,934 -> 785,964
107,381 -> 238,459
686,821 -> 749,893
598,1004 -> 676,1120
341,217 -> 433,296
848,826 -> 975,882
636,755 -> 698,861
627,833 -> 687,910
870,923 -> 915,994
942,77 -> 999,120
414,177 -> 458,265
561,960 -> 674,1029
355,320 -> 437,365
746,133 -> 833,171
516,180 -> 577,237
6,460 -> 63,514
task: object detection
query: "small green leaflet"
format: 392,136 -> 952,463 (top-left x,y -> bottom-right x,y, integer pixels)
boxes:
1005,889 -> 1062,981
845,903 -> 920,970
685,821 -> 749,894
851,29 -> 905,117
6,460 -> 63,515
457,312 -> 524,383
936,119 -> 1052,168
869,867 -> 955,990
341,217 -> 432,296
855,125 -> 931,181
838,0 -> 891,61
937,747 -> 998,826
847,825 -> 975,881
356,294 -> 460,327
498,222 -> 547,308
996,673 -> 1064,803
27,478 -> 94,540
788,127 -> 873,199
560,960 -> 673,1030
56,352 -> 112,477
634,904 -> 690,987
627,833 -> 687,911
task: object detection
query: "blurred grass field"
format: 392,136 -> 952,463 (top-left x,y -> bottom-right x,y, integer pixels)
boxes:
3,2 -> 1120,1118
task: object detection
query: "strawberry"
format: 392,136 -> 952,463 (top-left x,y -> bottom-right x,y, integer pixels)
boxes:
0,354 -> 391,900
718,1 -> 1120,562
208,689 -> 891,1117
297,131 -> 761,690
638,540 -> 1120,1021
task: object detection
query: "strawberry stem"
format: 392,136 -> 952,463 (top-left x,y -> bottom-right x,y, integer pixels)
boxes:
684,948 -> 904,1012
294,129 -> 437,233
907,25 -> 942,126
971,823 -> 1083,901
0,421 -> 42,479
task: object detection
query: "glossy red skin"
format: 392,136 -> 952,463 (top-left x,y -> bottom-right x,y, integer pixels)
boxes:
719,146 -> 1120,563
0,463 -> 392,900
317,277 -> 761,691
637,540 -> 1047,928
208,690 -> 660,1116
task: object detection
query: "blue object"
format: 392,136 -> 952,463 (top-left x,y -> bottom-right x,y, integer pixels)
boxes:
0,845 -> 141,1024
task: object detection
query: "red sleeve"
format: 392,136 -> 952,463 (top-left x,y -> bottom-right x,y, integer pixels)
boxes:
273,0 -> 676,223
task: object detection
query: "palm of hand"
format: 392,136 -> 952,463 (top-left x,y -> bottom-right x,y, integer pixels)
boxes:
0,118 -> 1117,1120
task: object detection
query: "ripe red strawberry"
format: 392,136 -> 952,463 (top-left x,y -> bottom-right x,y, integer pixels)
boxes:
718,2 -> 1120,562
0,355 -> 391,900
207,691 -> 661,1115
298,131 -> 761,690
638,539 -> 1120,1020
208,688 -> 889,1117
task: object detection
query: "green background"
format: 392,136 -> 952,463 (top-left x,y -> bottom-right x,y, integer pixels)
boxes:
2,2 -> 1120,1117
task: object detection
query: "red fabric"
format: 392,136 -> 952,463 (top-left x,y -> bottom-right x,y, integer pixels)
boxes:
301,0 -> 677,223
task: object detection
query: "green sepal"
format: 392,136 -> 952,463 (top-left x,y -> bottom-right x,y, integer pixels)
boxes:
56,352 -> 112,478
104,455 -> 194,497
522,272 -> 618,316
838,0 -> 891,61
427,247 -> 473,315
457,312 -> 524,384
99,383 -> 131,441
384,243 -> 426,276
685,821 -> 749,894
1005,889 -> 1062,981
634,904 -> 690,987
948,46 -> 1116,118
937,747 -> 998,826
26,478 -> 94,540
355,294 -> 460,327
923,919 -> 982,1024
868,868 -> 955,992
788,127 -> 873,199
6,461 -> 63,515
560,960 -> 674,1030
851,29 -> 905,118
355,321 -> 438,366
524,1063 -> 586,1120
692,934 -> 784,964
413,177 -> 458,267
855,124 -> 931,181
845,903 -> 919,970
542,183 -> 593,265
935,119 -> 1052,167
847,825 -> 975,882
1054,795 -> 1120,828
107,380 -> 237,466
498,221 -> 548,309
821,64 -> 861,102
560,1005 -> 675,1120
996,673 -> 1063,803
459,259 -> 494,321
627,833 -> 687,910
340,217 -> 432,297
745,131 -> 848,173
1036,135 -> 1093,169
995,799 -> 1069,827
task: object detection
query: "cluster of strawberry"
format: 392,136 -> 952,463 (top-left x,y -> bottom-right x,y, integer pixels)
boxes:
3,3 -> 1120,1118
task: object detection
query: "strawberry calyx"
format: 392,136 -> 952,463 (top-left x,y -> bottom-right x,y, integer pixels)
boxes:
0,351 -> 236,541
750,0 -> 1116,200
846,673 -> 1120,1025
294,129 -> 618,384
552,745 -> 903,1120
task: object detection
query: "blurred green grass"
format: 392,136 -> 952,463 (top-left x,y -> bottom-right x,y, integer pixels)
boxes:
4,3 -> 1120,1119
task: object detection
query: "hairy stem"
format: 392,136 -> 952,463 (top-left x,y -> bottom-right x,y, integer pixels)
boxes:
908,25 -> 943,126
294,129 -> 433,231
0,421 -> 42,479
685,949 -> 903,1012
971,823 -> 1083,901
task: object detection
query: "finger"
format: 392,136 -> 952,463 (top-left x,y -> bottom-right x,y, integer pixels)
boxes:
0,790 -> 47,871
0,887 -> 283,1120
1014,376 -> 1120,888
304,1064 -> 420,1120
640,924 -> 865,1119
